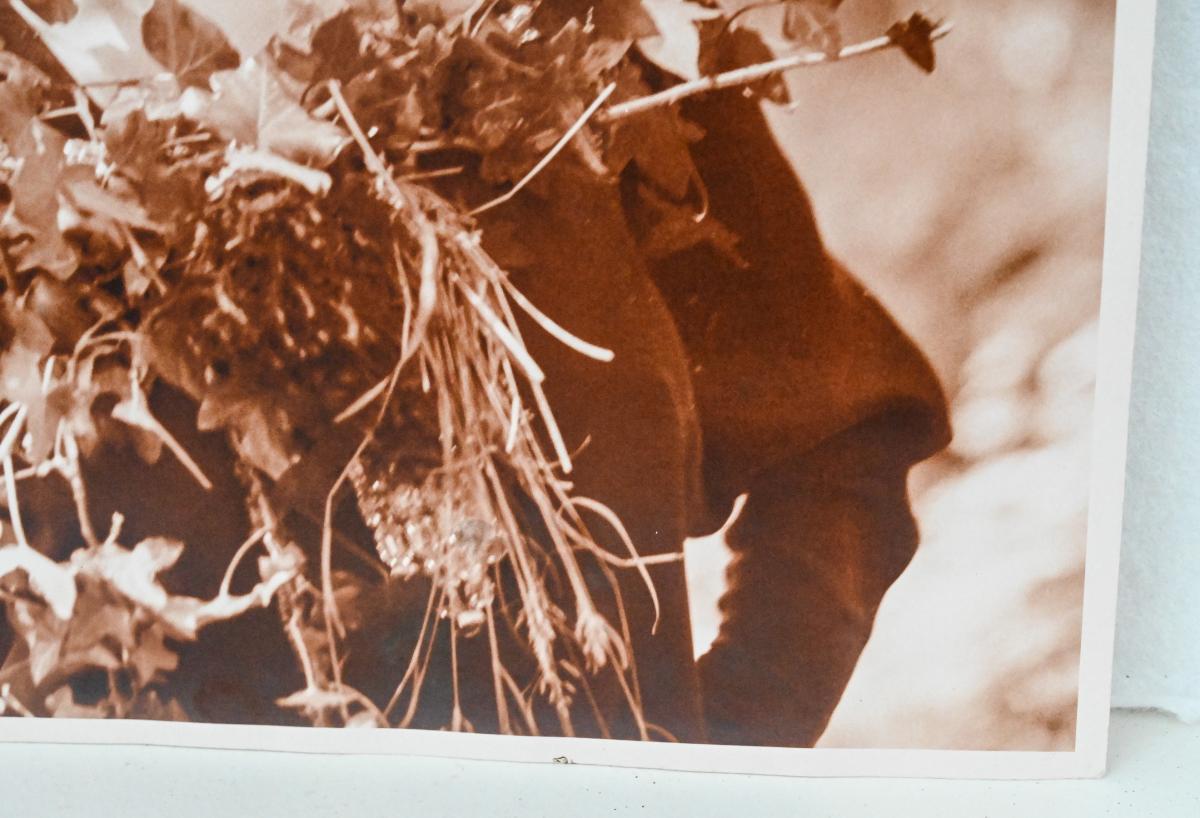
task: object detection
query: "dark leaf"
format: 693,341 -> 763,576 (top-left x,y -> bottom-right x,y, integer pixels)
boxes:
0,7 -> 74,85
633,183 -> 746,267
143,302 -> 207,399
480,219 -> 539,270
141,0 -> 241,89
887,12 -> 938,74
27,275 -> 91,353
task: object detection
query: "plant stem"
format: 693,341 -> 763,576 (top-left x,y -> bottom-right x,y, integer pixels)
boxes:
600,22 -> 954,122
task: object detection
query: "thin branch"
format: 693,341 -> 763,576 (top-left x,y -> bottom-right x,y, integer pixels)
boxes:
217,527 -> 267,598
498,277 -> 615,363
327,80 -> 408,208
601,22 -> 954,122
0,406 -> 30,549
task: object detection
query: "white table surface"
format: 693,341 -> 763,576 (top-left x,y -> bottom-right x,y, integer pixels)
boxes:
0,710 -> 1194,817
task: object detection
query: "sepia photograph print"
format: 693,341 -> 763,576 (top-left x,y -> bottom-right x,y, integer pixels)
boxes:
0,0 -> 1154,777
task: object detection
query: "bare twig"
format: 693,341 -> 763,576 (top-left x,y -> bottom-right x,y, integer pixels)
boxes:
498,277 -> 615,363
327,80 -> 408,208
217,527 -> 267,598
0,405 -> 30,549
601,22 -> 954,122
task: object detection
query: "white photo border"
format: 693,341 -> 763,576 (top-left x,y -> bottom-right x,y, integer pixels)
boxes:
0,0 -> 1159,779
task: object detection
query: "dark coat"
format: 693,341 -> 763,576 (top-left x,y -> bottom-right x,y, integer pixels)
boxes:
455,89 -> 951,745
5,87 -> 948,746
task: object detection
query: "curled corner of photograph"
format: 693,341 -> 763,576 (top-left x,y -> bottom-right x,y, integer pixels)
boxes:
0,0 -> 1154,778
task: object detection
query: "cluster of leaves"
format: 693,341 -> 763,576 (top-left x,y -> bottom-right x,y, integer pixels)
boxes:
0,0 -> 943,725
1,531 -> 301,718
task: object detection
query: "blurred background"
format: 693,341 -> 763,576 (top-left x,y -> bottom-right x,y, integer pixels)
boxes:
685,0 -> 1116,750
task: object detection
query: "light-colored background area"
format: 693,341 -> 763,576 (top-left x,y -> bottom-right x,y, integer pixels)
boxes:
685,0 -> 1117,750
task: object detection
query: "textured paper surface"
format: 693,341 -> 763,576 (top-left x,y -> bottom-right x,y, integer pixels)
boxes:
1111,0 -> 1200,723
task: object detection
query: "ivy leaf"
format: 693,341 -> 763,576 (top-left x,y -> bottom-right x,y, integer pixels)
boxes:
104,107 -> 204,223
181,60 -> 349,164
887,12 -> 939,74
0,306 -> 59,464
0,544 -> 78,621
230,403 -> 297,480
62,579 -> 137,661
69,538 -> 185,616
141,0 -> 241,89
61,165 -> 162,234
0,82 -> 75,278
781,0 -> 843,58
8,594 -> 69,684
636,0 -> 721,81
274,8 -> 369,85
127,622 -> 179,685
608,107 -> 701,199
196,388 -> 297,479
